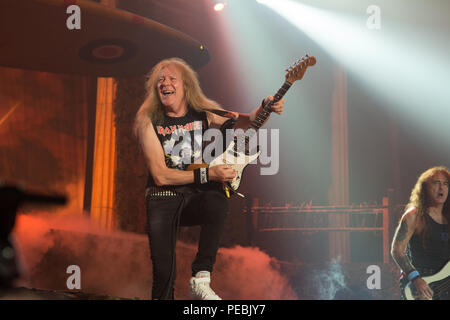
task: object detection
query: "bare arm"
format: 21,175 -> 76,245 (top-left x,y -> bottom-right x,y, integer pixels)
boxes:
208,96 -> 284,129
391,208 -> 434,299
391,209 -> 416,274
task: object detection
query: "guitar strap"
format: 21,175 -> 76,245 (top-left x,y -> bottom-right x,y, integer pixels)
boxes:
204,108 -> 240,133
204,97 -> 266,120
204,108 -> 239,120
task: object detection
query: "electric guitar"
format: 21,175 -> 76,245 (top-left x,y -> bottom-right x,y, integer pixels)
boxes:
188,55 -> 316,197
403,261 -> 450,300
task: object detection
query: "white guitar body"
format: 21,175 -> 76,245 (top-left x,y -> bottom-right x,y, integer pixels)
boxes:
208,139 -> 261,191
404,261 -> 450,300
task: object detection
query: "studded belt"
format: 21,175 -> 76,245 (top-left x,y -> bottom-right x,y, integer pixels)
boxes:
145,186 -> 180,198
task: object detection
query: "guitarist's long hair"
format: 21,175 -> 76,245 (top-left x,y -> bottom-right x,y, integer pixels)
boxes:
405,166 -> 450,243
134,57 -> 223,136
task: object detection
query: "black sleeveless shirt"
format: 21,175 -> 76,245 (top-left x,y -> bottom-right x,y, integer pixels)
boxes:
408,213 -> 450,272
146,108 -> 214,192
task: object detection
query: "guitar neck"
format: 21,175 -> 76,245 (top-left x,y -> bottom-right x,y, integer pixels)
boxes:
249,80 -> 293,131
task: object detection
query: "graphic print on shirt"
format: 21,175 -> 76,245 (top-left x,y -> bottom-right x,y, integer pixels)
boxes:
156,120 -> 204,170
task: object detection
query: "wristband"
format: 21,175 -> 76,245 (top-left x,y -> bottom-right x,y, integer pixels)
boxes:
194,167 -> 209,185
407,270 -> 420,282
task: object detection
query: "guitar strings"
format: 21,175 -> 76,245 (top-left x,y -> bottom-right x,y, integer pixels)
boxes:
429,277 -> 450,299
234,81 -> 292,154
408,276 -> 450,299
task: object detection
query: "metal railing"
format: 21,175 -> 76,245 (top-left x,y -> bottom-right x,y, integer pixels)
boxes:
245,191 -> 393,263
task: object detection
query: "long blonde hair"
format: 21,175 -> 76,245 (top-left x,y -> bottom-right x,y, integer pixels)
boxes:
405,166 -> 450,236
134,58 -> 222,136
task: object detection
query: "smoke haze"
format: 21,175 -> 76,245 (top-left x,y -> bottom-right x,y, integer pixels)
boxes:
11,212 -> 297,300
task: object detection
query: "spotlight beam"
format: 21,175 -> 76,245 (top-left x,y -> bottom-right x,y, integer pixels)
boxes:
258,0 -> 450,149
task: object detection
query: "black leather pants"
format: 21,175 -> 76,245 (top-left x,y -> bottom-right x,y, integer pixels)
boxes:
146,189 -> 228,300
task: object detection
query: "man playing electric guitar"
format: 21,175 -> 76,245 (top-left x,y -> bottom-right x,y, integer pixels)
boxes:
134,57 -> 284,300
391,166 -> 450,300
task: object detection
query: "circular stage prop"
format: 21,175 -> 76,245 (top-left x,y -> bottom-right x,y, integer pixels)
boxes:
0,0 -> 210,76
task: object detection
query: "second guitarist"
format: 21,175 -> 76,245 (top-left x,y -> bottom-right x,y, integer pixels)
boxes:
391,166 -> 450,300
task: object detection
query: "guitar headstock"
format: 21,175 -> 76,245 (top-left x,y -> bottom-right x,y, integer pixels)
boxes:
285,54 -> 316,84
